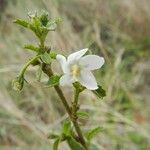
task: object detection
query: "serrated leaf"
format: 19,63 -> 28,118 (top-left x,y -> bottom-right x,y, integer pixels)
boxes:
41,52 -> 51,64
52,138 -> 60,150
63,121 -> 71,136
14,19 -> 29,28
85,127 -> 103,142
47,75 -> 61,87
93,85 -> 106,99
24,44 -> 40,52
67,137 -> 85,150
77,111 -> 89,119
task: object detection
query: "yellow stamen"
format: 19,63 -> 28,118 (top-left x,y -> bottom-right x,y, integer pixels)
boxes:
71,64 -> 80,77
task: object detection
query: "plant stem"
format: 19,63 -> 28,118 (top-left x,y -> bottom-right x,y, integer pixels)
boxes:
42,64 -> 88,149
19,55 -> 40,77
72,88 -> 88,149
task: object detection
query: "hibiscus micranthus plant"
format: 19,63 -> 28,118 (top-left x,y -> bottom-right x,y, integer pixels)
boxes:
12,11 -> 106,150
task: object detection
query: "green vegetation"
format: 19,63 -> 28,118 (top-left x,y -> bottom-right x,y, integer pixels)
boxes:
0,0 -> 149,149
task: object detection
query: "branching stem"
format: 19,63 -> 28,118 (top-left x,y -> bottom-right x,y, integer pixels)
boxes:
42,64 -> 88,149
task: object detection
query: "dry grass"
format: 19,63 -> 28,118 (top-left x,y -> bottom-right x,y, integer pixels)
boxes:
0,0 -> 150,149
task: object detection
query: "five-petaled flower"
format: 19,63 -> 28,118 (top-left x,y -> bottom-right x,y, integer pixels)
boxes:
56,48 -> 104,90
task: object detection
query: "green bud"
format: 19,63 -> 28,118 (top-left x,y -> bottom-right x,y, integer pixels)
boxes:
50,52 -> 57,59
73,82 -> 85,93
40,11 -> 49,26
12,76 -> 24,91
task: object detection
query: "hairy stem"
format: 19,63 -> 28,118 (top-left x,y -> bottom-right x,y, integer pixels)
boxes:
42,64 -> 88,149
19,55 -> 40,77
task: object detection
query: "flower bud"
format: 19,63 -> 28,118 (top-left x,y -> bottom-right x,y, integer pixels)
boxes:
40,11 -> 49,26
12,76 -> 24,91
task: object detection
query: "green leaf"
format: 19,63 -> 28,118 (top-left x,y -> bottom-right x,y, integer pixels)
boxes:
41,52 -> 51,64
48,133 -> 59,139
77,111 -> 89,119
85,127 -> 103,142
36,66 -> 42,81
24,44 -> 40,52
52,138 -> 60,150
14,19 -> 29,28
47,75 -> 61,87
47,21 -> 57,31
67,137 -> 85,150
46,17 -> 62,31
93,85 -> 106,99
50,52 -> 57,59
63,121 -> 71,136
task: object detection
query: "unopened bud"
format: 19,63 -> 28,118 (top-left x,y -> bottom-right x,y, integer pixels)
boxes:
12,76 -> 24,91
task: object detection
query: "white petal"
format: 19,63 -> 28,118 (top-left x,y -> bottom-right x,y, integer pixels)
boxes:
56,54 -> 69,73
67,48 -> 88,64
78,70 -> 98,90
80,55 -> 104,70
59,74 -> 73,86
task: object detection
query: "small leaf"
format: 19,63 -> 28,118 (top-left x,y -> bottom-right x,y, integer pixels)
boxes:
85,127 -> 103,142
36,66 -> 42,81
52,138 -> 60,150
47,21 -> 57,31
24,44 -> 40,52
46,17 -> 62,31
47,75 -> 61,87
41,52 -> 51,64
77,111 -> 89,119
93,85 -> 106,99
63,121 -> 71,136
67,137 -> 85,150
14,19 -> 29,28
50,52 -> 57,59
48,133 -> 59,139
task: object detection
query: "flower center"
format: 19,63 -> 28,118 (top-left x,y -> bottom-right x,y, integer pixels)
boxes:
71,64 -> 80,78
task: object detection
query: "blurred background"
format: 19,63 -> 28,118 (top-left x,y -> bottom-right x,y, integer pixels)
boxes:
0,0 -> 150,149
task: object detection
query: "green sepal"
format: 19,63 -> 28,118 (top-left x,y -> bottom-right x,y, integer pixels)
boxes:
24,44 -> 40,52
93,85 -> 106,99
40,52 -> 51,64
85,126 -> 103,142
73,82 -> 85,93
47,75 -> 61,87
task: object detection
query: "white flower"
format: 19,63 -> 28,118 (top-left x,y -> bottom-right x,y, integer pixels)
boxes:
56,48 -> 104,90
